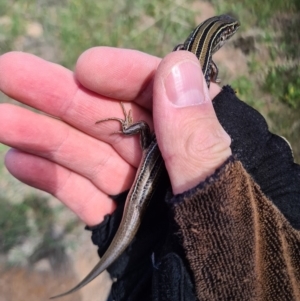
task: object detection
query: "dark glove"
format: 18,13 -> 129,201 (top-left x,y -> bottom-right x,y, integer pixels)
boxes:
87,85 -> 300,301
213,85 -> 300,229
87,169 -> 197,301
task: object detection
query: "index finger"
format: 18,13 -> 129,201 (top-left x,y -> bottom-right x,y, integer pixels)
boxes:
76,47 -> 161,109
0,48 -> 160,115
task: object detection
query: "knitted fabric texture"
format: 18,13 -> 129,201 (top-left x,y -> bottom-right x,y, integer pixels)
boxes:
172,159 -> 300,300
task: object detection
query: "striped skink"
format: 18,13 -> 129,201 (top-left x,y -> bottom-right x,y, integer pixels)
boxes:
51,14 -> 240,299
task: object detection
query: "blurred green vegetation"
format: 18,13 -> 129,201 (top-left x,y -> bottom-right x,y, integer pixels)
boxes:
212,0 -> 300,162
0,197 -> 30,253
264,66 -> 300,110
0,0 -> 299,265
55,0 -> 196,67
213,0 -> 298,27
0,0 -> 196,67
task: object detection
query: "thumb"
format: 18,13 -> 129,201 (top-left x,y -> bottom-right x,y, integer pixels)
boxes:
153,51 -> 231,194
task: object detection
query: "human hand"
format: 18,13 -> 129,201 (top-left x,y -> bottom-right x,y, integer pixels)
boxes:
0,48 -> 230,226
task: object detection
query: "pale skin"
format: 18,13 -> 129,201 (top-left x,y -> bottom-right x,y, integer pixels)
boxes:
0,47 -> 231,226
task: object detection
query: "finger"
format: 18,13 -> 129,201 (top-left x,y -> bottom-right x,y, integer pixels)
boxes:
0,51 -> 154,164
153,51 -> 231,194
0,51 -> 76,115
76,47 -> 161,109
5,149 -> 115,226
0,49 -> 159,112
0,104 -> 135,195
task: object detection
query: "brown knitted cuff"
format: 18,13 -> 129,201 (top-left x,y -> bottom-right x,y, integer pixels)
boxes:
171,158 -> 300,300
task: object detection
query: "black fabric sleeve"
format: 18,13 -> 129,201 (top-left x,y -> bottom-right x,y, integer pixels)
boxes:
213,86 -> 300,229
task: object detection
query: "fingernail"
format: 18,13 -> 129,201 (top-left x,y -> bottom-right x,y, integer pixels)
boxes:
164,60 -> 209,107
